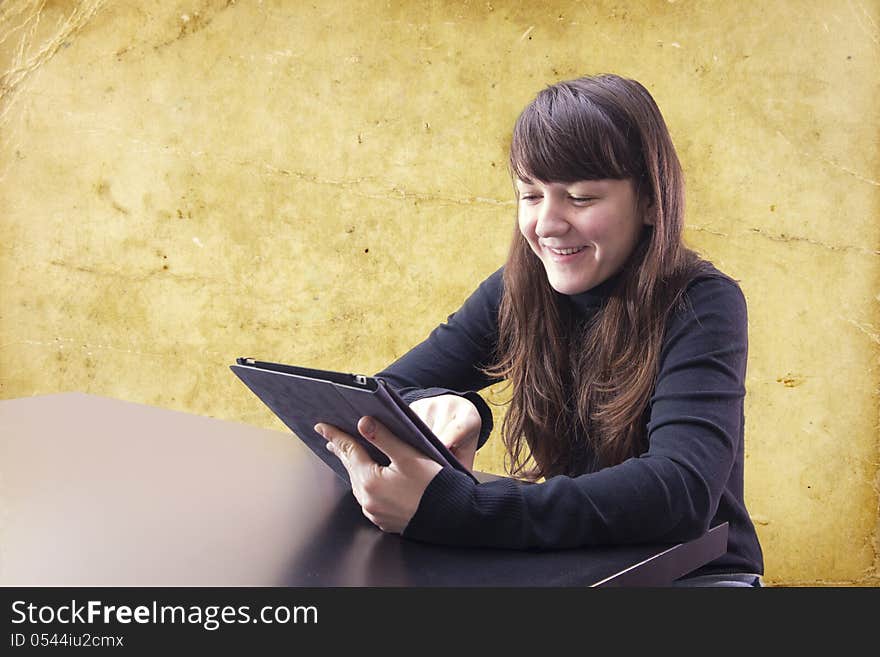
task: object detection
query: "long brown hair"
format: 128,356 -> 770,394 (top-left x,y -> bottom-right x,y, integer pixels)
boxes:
483,74 -> 715,479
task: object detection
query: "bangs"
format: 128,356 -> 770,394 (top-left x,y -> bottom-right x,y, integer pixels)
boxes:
509,83 -> 643,183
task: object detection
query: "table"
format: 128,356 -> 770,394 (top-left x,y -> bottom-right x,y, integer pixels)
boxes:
0,393 -> 727,586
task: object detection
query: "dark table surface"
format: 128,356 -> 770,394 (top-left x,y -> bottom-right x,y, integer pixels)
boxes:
0,393 -> 727,587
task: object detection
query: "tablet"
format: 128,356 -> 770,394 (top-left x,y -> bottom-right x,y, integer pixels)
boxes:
230,358 -> 479,486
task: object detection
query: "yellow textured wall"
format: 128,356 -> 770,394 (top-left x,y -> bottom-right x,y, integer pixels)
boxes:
1,0 -> 877,586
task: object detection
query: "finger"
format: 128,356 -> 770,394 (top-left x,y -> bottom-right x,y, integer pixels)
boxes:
357,416 -> 422,464
408,398 -> 436,428
436,420 -> 473,451
315,423 -> 375,469
362,508 -> 383,530
324,442 -> 358,488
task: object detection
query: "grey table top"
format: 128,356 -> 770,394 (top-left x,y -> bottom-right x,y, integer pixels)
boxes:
0,393 -> 727,587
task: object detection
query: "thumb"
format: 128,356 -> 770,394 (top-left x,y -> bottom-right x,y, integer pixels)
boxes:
358,416 -> 422,464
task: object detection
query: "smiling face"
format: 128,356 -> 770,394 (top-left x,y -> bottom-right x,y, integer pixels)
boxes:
516,177 -> 650,296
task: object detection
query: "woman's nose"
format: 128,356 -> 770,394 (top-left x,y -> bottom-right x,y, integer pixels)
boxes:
535,199 -> 569,238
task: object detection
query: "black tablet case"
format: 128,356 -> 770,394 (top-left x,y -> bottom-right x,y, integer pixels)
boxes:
230,358 -> 479,486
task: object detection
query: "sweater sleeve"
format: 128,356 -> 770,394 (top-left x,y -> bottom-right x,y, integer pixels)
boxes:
374,267 -> 505,448
402,276 -> 748,548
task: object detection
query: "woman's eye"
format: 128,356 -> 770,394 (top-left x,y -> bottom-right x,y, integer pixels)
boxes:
570,196 -> 596,204
519,194 -> 541,202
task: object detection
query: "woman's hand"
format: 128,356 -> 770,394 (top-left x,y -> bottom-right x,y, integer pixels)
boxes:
315,417 -> 443,534
409,394 -> 481,471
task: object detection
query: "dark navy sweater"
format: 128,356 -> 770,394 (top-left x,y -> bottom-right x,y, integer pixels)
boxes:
375,265 -> 764,577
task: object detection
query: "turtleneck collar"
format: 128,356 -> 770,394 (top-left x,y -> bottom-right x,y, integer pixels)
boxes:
563,271 -> 622,317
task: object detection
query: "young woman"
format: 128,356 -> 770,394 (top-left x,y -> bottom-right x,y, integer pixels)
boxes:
315,74 -> 764,586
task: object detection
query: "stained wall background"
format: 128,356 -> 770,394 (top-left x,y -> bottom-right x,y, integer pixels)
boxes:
1,0 -> 877,586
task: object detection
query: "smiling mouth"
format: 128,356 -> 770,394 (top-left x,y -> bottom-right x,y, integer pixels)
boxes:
547,246 -> 588,255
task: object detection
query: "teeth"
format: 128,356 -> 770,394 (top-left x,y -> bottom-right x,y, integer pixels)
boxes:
550,246 -> 585,255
